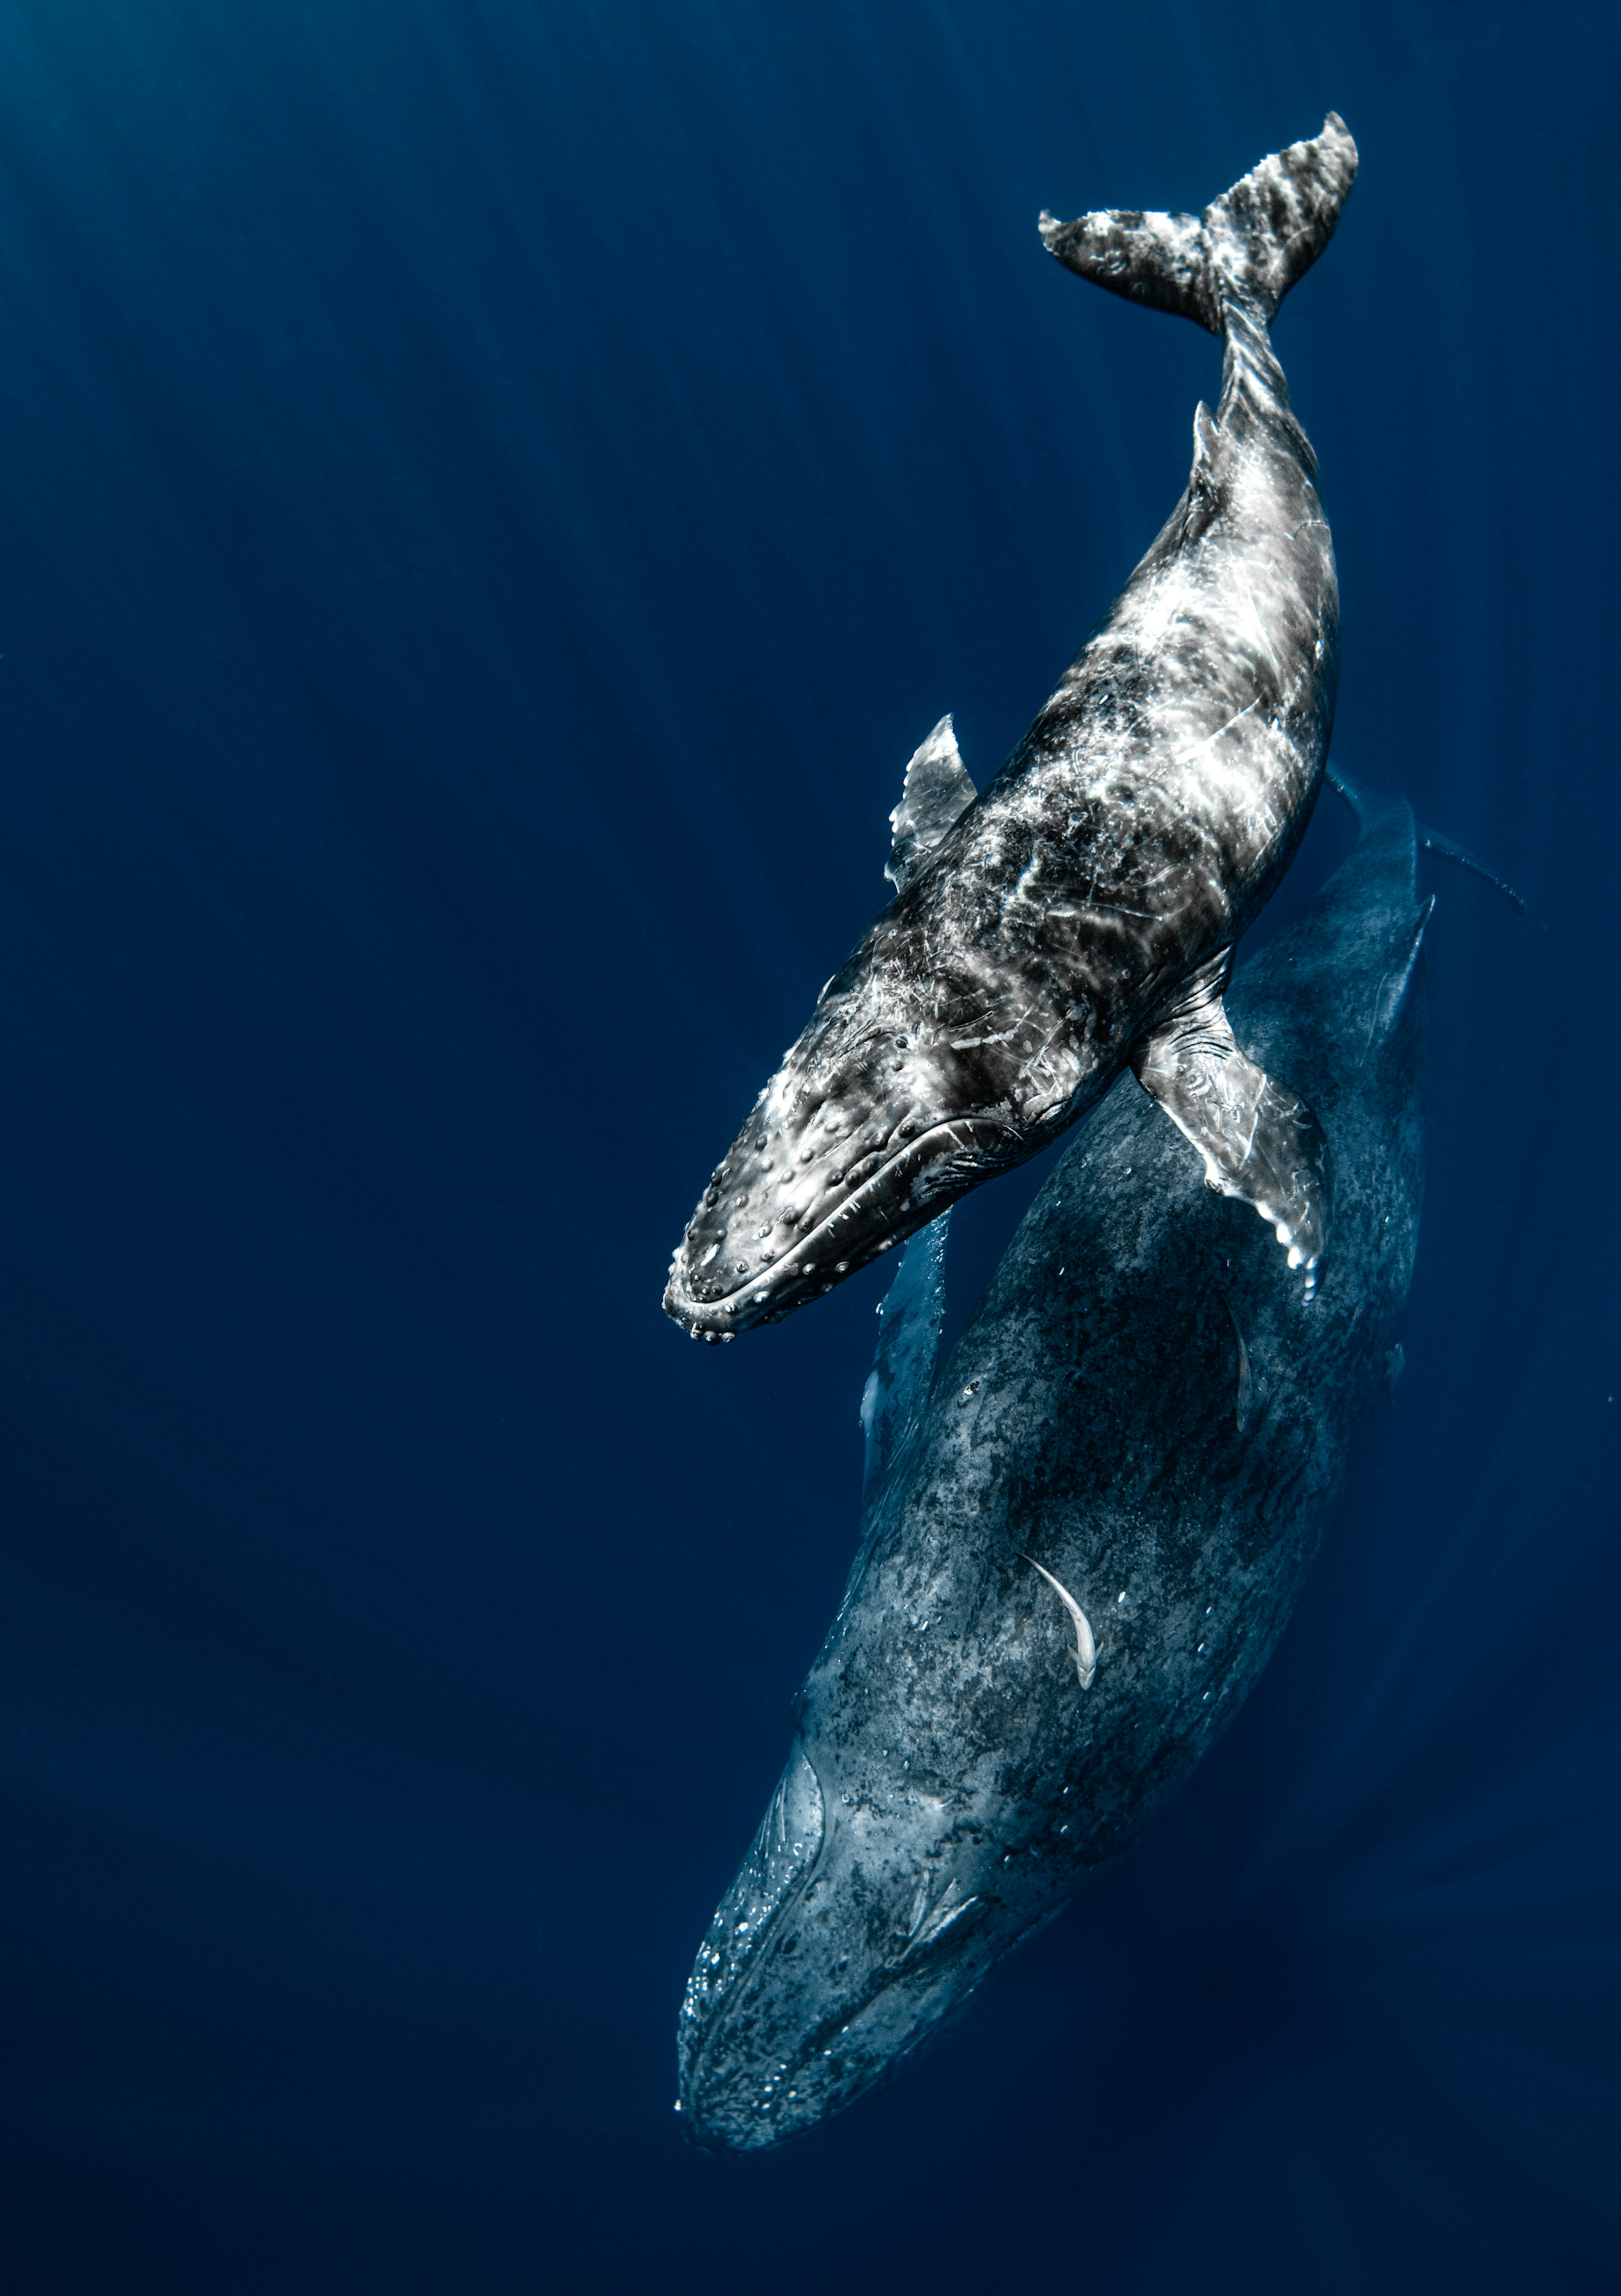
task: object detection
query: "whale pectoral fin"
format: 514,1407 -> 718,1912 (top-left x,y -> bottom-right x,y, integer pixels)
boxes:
859,1211 -> 950,1508
1132,962 -> 1332,1298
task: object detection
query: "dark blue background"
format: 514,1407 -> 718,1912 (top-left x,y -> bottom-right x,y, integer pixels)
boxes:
0,1 -> 1615,2287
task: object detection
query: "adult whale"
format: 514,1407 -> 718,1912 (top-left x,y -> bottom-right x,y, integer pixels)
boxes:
677,778 -> 1429,2149
666,114 -> 1357,1340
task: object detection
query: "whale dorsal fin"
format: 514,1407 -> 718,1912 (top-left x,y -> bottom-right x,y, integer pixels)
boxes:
1182,401 -> 1222,544
886,716 -> 977,893
1020,1555 -> 1097,1690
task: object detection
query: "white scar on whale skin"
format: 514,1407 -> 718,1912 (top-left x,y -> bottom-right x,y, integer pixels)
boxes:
1021,1557 -> 1097,1689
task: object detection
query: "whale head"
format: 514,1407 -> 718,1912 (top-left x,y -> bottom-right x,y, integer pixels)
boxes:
662,955 -> 1031,1339
663,715 -> 1103,1339
677,1737 -> 1039,2152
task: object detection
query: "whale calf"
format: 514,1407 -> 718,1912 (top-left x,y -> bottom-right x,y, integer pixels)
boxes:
666,115 -> 1358,1339
677,779 -> 1429,2149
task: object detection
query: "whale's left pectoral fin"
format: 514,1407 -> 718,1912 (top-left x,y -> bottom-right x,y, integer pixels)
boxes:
1132,953 -> 1332,1298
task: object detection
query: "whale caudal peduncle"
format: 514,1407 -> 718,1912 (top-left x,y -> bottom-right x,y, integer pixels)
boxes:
666,116 -> 1357,1340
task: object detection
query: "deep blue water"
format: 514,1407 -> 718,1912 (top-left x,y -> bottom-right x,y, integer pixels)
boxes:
0,2 -> 1615,2288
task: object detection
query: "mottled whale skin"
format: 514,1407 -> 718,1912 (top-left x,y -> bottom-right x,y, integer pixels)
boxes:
677,782 -> 1428,2150
666,116 -> 1358,1340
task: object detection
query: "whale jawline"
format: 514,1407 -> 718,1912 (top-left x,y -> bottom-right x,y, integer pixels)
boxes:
665,1110 -> 1021,1338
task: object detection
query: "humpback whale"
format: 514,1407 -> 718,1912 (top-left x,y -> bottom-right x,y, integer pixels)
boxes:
677,778 -> 1430,2149
666,115 -> 1357,1340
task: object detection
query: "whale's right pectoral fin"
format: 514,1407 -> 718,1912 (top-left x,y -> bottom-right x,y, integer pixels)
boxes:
1132,952 -> 1332,1298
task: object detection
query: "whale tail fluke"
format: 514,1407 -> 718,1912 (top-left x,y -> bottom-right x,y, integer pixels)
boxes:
1039,112 -> 1357,335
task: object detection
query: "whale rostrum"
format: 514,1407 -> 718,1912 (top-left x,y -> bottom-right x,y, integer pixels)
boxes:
677,778 -> 1430,2150
666,115 -> 1357,1339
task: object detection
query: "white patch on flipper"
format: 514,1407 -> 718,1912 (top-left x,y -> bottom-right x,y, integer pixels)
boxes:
1130,954 -> 1330,1297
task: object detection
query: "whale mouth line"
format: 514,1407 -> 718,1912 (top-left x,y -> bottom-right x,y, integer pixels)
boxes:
680,1907 -> 912,2143
680,1874 -> 995,2149
667,1112 -> 1017,1335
